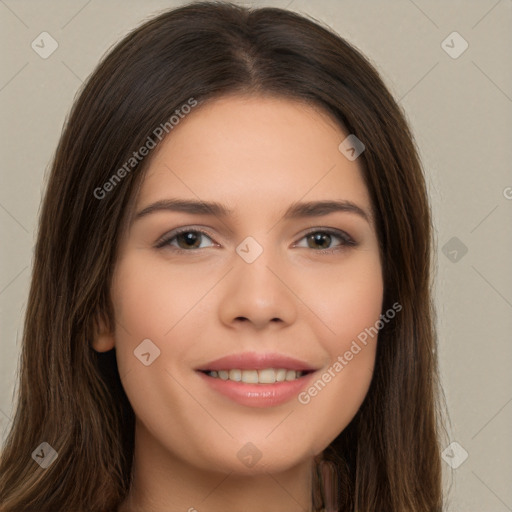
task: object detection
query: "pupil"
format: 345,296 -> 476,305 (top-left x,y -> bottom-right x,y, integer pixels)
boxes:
310,233 -> 330,249
178,232 -> 200,249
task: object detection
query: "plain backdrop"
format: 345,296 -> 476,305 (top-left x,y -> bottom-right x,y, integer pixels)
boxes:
0,1 -> 511,510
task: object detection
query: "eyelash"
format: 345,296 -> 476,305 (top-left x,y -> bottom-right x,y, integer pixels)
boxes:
155,226 -> 357,254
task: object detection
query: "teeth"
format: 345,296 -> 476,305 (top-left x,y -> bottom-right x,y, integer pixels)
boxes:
258,368 -> 275,384
242,370 -> 259,384
206,368 -> 305,384
276,369 -> 287,382
285,370 -> 298,381
228,369 -> 242,381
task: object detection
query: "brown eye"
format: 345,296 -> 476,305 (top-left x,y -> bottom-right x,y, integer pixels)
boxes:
296,229 -> 356,253
306,232 -> 333,250
175,231 -> 202,249
156,229 -> 215,251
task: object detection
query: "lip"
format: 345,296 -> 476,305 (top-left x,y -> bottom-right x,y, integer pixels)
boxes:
194,352 -> 318,372
197,370 -> 317,408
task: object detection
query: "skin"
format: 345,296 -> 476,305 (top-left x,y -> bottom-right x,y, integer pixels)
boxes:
93,94 -> 384,512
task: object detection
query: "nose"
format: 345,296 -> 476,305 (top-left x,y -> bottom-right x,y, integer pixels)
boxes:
217,245 -> 298,331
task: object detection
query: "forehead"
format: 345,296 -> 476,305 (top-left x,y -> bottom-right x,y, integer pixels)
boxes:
135,94 -> 372,220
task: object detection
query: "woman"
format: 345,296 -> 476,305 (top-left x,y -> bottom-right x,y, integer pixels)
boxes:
0,2 -> 448,511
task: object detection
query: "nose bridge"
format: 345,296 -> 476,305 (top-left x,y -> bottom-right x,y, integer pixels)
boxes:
218,233 -> 297,327
234,234 -> 282,299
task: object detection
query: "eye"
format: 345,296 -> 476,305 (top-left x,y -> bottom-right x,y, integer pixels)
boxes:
155,228 -> 216,251
294,229 -> 356,253
155,227 -> 357,254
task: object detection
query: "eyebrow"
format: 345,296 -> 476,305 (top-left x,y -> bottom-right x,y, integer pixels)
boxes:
134,198 -> 371,224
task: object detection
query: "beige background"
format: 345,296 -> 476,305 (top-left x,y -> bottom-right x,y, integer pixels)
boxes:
1,0 -> 511,510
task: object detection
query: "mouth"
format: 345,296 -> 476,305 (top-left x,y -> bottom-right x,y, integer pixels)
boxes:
194,352 -> 319,407
198,368 -> 315,384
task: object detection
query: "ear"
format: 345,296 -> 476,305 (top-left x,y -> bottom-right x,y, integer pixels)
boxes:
91,312 -> 115,353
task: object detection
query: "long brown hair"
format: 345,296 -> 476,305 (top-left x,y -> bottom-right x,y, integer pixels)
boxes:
0,2 -> 449,510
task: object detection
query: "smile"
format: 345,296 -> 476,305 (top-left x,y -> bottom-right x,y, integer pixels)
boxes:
197,369 -> 316,408
202,368 -> 311,384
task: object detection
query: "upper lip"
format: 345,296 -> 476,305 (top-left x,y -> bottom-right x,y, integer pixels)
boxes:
195,352 -> 319,372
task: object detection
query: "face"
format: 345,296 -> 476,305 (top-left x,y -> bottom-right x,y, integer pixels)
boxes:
96,94 -> 383,475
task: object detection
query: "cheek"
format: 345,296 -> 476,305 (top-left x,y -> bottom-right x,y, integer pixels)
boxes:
296,248 -> 383,347
109,254 -> 217,452
110,252 -> 213,375
292,251 -> 383,451
113,252 -> 213,333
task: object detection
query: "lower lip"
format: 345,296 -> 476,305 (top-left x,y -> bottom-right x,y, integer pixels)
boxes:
196,371 -> 316,408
